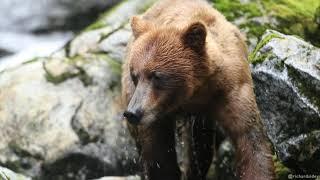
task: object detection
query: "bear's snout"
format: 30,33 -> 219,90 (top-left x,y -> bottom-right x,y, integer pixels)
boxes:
123,109 -> 143,125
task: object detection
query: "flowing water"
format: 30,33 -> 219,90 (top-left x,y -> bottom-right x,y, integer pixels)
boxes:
0,0 -> 119,72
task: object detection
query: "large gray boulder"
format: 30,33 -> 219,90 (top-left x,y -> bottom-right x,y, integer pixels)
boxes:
0,0 -> 157,179
251,30 -> 320,173
0,53 -> 137,180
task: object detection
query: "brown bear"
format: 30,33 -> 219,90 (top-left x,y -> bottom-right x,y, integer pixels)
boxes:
121,0 -> 275,180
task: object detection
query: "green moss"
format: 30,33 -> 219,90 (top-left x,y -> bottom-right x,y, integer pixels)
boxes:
45,69 -> 78,85
213,0 -> 262,21
99,24 -> 126,43
44,53 -> 121,88
66,53 -> 121,76
66,55 -> 85,64
275,57 -> 286,71
96,53 -> 122,75
0,171 -> 10,180
92,54 -> 122,91
273,155 -> 291,180
85,20 -> 107,32
85,0 -> 157,31
240,22 -> 268,38
43,60 -> 92,86
262,0 -> 320,46
251,53 -> 271,65
44,64 -> 75,84
262,0 -> 318,20
287,65 -> 320,110
22,57 -> 40,65
85,0 -> 127,31
137,0 -> 158,14
213,0 -> 267,41
213,0 -> 320,47
249,32 -> 283,63
2,161 -> 22,177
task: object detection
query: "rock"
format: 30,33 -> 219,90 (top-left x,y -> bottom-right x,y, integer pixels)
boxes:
0,32 -> 72,72
69,0 -> 156,57
0,55 -> 137,179
0,0 -> 159,179
98,27 -> 132,62
0,0 -> 121,71
251,30 -> 320,174
0,166 -> 31,180
0,48 -> 13,58
0,0 -> 120,32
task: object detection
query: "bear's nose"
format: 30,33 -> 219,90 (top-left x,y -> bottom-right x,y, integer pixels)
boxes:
123,110 -> 143,125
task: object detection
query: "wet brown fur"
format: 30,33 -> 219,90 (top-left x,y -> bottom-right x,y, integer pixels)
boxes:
121,0 -> 275,179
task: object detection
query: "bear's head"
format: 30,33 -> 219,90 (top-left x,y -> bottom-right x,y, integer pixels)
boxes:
123,16 -> 211,125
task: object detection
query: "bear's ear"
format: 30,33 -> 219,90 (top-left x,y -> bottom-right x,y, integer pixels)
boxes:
131,16 -> 152,38
181,22 -> 207,53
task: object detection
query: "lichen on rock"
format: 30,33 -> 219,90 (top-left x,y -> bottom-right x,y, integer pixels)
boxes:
251,30 -> 320,174
273,155 -> 291,180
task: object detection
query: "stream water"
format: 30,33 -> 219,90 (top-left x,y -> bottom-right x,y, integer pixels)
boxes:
0,0 -> 119,72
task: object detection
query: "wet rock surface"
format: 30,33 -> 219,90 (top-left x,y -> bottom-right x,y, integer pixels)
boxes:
0,49 -> 13,58
251,30 -> 320,174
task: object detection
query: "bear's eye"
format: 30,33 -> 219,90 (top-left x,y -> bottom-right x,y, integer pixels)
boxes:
150,71 -> 167,89
130,71 -> 138,86
151,71 -> 162,81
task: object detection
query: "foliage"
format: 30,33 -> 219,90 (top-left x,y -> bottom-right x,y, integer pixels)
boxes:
249,32 -> 283,63
273,155 -> 291,180
213,0 -> 320,46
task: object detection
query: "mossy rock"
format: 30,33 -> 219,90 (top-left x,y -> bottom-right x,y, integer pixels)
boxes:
85,0 -> 158,32
251,30 -> 320,174
273,155 -> 291,180
213,0 -> 320,47
249,32 -> 283,63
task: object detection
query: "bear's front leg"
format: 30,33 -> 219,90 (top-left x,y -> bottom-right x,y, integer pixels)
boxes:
214,84 -> 275,180
182,114 -> 214,180
127,117 -> 181,180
